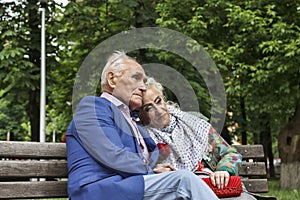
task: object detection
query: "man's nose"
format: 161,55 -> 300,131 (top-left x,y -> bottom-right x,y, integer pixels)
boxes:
139,83 -> 146,91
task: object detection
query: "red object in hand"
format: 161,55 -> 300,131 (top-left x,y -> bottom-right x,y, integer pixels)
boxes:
202,176 -> 243,198
157,142 -> 171,157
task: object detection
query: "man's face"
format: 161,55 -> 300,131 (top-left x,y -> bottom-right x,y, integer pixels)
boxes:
112,59 -> 147,110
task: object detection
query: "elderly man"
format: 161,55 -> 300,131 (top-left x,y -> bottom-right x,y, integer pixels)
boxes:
66,51 -> 219,200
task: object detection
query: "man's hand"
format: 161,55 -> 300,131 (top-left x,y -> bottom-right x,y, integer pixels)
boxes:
209,171 -> 230,189
153,163 -> 175,173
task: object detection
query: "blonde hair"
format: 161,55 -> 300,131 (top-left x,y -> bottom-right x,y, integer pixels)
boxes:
144,77 -> 164,96
145,77 -> 179,108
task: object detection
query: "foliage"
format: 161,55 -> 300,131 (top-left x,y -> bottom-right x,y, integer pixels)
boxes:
0,0 -> 64,141
0,98 -> 28,141
0,0 -> 299,172
46,0 -> 158,140
155,0 -> 300,145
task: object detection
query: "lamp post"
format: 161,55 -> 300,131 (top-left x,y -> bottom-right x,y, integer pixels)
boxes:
39,0 -> 47,143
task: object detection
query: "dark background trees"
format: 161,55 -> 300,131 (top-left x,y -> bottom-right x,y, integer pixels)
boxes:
0,0 -> 299,189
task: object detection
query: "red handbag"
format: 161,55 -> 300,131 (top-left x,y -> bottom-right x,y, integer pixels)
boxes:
202,176 -> 243,198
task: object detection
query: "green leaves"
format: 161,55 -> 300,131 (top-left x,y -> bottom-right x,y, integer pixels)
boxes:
1,0 -> 299,144
155,0 -> 300,145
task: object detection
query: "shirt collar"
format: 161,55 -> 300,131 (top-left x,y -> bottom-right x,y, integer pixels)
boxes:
101,92 -> 129,112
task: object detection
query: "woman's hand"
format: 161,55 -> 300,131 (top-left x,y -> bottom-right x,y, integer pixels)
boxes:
153,163 -> 175,173
209,171 -> 230,189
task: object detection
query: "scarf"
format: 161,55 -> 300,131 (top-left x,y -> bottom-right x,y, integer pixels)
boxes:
144,105 -> 211,171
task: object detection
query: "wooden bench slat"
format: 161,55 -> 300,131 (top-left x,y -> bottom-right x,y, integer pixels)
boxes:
0,141 -> 66,159
241,179 -> 269,193
239,162 -> 266,176
235,145 -> 268,193
234,145 -> 265,159
0,181 -> 68,199
0,160 -> 68,178
0,142 -> 269,198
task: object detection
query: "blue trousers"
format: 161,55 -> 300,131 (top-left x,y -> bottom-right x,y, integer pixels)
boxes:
143,170 -> 219,200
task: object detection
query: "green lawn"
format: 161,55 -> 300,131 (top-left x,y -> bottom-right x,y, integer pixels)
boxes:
260,178 -> 300,200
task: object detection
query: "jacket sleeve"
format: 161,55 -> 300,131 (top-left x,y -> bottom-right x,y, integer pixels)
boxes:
74,96 -> 154,177
190,111 -> 242,175
205,127 -> 242,175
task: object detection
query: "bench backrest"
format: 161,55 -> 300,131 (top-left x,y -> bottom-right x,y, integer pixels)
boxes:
0,141 -> 268,199
0,141 -> 68,199
235,144 -> 268,193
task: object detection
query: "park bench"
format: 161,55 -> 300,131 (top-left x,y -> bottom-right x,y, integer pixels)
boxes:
0,141 -> 268,199
0,141 -> 68,199
235,144 -> 268,193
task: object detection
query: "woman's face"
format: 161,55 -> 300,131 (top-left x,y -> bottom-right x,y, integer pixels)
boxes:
139,87 -> 170,128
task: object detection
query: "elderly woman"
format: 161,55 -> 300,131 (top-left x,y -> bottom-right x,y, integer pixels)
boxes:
137,77 -> 260,200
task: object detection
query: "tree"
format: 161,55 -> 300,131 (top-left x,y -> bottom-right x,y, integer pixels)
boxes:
0,0 -> 62,141
279,103 -> 300,189
155,0 -> 300,187
46,0 -> 159,140
1,0 -> 299,189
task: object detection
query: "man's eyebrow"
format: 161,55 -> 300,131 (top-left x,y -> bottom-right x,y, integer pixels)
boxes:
130,70 -> 147,83
133,72 -> 143,76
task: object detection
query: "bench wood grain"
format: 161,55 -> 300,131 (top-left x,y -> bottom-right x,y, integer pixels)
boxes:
0,141 -> 268,199
0,141 -> 68,199
235,144 -> 268,193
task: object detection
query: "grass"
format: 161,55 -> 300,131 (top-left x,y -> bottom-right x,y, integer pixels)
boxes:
260,178 -> 300,200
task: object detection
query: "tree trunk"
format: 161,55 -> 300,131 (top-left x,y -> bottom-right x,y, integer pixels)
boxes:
259,114 -> 275,178
221,125 -> 232,145
28,0 -> 41,141
278,102 -> 300,189
29,90 -> 39,142
240,96 -> 247,144
280,162 -> 300,189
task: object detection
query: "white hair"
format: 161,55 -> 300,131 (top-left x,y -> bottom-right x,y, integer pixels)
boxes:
100,50 -> 135,91
145,77 -> 164,97
145,77 -> 178,107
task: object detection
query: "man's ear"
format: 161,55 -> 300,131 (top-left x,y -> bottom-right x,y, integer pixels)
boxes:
107,72 -> 117,89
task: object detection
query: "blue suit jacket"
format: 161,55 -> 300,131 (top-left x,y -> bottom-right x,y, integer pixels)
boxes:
66,96 -> 158,200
